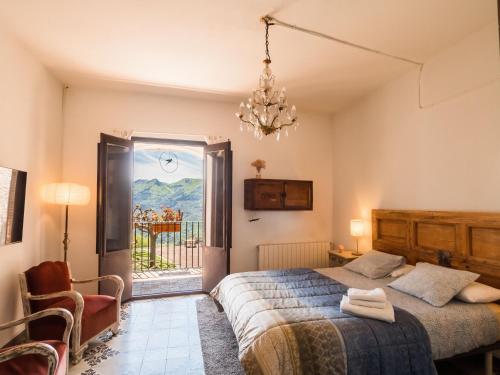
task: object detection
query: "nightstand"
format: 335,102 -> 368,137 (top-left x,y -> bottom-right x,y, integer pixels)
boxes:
328,250 -> 361,267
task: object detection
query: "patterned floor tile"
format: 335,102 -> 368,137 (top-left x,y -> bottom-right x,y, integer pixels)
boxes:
69,295 -> 205,375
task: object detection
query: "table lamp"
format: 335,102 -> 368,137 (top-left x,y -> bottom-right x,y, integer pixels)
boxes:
350,219 -> 364,255
42,183 -> 90,262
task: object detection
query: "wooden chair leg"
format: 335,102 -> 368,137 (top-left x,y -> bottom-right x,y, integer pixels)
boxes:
111,322 -> 120,335
485,351 -> 493,375
71,344 -> 88,365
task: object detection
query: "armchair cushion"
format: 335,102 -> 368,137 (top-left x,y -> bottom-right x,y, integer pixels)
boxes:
25,261 -> 72,311
0,340 -> 67,375
30,295 -> 117,344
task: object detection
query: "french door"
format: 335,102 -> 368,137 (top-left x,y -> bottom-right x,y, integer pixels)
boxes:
96,133 -> 133,301
96,134 -> 231,298
202,141 -> 232,292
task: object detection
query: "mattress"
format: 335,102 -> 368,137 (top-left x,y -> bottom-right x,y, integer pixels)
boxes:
316,267 -> 500,359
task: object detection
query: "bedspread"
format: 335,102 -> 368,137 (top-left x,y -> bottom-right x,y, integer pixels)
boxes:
211,269 -> 436,375
319,267 -> 500,360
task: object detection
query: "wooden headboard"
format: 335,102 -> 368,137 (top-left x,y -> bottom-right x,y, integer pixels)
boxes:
372,209 -> 500,288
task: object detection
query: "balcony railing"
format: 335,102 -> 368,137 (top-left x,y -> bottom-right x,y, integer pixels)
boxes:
132,221 -> 203,273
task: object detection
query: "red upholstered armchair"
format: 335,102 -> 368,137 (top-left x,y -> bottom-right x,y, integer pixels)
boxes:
0,308 -> 73,375
19,261 -> 124,364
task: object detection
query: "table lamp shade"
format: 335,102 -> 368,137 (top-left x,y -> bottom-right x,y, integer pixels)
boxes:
350,219 -> 364,237
42,183 -> 90,206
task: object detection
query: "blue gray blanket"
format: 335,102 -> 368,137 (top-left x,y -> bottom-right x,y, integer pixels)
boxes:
211,268 -> 436,375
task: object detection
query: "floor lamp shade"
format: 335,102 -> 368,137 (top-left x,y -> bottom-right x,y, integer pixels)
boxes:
41,183 -> 90,262
42,183 -> 90,206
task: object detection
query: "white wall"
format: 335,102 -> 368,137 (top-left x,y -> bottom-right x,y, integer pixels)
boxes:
0,29 -> 63,344
331,24 -> 500,251
62,88 -> 334,293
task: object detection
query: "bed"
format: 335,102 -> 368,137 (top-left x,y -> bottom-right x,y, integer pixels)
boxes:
211,210 -> 500,375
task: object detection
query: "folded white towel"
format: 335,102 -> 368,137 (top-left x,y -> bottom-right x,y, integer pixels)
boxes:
348,297 -> 386,309
347,287 -> 387,302
340,295 -> 395,323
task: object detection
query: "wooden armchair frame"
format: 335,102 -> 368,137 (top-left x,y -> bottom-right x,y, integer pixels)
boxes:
19,266 -> 124,364
0,308 -> 73,375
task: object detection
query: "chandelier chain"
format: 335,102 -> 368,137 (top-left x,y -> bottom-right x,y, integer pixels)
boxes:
264,19 -> 271,63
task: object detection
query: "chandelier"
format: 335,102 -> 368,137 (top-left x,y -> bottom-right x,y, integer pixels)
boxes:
236,16 -> 299,141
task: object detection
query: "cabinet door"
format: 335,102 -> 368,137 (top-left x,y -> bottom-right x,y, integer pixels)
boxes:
284,181 -> 312,210
253,181 -> 284,209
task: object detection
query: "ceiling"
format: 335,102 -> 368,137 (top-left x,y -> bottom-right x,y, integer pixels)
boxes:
0,0 -> 496,113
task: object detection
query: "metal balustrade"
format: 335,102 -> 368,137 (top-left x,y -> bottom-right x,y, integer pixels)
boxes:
132,221 -> 203,273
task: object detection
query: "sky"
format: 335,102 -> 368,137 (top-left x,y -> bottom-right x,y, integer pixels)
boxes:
134,143 -> 203,183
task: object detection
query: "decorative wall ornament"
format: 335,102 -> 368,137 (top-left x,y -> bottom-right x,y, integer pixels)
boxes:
111,129 -> 133,139
204,135 -> 227,145
236,16 -> 298,141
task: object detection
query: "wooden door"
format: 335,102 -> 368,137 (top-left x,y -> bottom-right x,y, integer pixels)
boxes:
97,133 -> 133,301
202,141 -> 232,293
284,181 -> 313,209
245,180 -> 283,210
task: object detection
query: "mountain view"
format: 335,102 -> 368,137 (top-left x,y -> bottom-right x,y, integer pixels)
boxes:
133,142 -> 204,222
133,178 -> 203,221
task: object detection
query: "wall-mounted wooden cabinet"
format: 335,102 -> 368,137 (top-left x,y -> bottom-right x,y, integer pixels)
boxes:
244,179 -> 313,210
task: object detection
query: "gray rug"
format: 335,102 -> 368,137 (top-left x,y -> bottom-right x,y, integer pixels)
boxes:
196,297 -> 245,375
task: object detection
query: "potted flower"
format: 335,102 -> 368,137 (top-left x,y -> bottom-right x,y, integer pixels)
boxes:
251,159 -> 266,178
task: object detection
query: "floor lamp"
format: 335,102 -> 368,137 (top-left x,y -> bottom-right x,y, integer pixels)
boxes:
42,183 -> 90,262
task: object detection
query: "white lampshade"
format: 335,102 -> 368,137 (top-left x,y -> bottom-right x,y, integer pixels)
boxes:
42,183 -> 90,206
350,219 -> 364,237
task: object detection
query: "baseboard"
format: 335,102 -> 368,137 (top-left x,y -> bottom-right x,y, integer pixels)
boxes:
130,289 -> 207,301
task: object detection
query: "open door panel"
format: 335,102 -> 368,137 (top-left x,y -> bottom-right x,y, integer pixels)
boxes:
202,141 -> 232,293
97,133 -> 133,301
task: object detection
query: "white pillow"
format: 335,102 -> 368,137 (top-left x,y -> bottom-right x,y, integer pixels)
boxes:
390,264 -> 415,278
455,282 -> 500,303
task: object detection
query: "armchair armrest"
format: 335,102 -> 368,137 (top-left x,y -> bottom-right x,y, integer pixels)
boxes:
0,342 -> 59,375
0,308 -> 73,345
71,275 -> 124,301
26,291 -> 83,342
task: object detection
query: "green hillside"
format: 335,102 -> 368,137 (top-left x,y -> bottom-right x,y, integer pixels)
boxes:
133,178 -> 203,221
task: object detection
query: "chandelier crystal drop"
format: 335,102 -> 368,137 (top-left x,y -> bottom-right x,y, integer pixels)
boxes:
236,16 -> 298,140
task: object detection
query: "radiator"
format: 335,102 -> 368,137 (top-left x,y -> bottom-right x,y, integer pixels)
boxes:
258,241 -> 332,270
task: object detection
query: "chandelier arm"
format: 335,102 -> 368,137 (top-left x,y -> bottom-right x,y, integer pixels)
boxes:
278,117 -> 297,129
253,111 -> 265,128
269,113 -> 280,128
240,118 -> 256,128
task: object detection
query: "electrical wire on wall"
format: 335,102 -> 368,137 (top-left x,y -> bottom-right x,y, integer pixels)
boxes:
264,15 -> 500,110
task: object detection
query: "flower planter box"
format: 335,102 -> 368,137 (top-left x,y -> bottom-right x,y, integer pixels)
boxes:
151,222 -> 181,234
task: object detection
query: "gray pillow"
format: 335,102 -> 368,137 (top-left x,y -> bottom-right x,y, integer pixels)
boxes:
388,262 -> 479,307
344,250 -> 405,279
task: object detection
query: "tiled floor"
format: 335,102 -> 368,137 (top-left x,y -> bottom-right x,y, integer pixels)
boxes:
70,294 -> 205,375
132,269 -> 202,297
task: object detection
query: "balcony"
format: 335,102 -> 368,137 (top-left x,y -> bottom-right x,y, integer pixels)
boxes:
132,220 -> 203,297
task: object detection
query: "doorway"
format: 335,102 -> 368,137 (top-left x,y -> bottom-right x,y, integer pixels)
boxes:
96,134 -> 232,301
131,138 -> 205,297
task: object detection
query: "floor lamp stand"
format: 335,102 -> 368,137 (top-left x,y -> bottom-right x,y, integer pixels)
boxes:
62,205 -> 69,262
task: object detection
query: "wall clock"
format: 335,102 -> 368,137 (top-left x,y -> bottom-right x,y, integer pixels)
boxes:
159,151 -> 179,173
